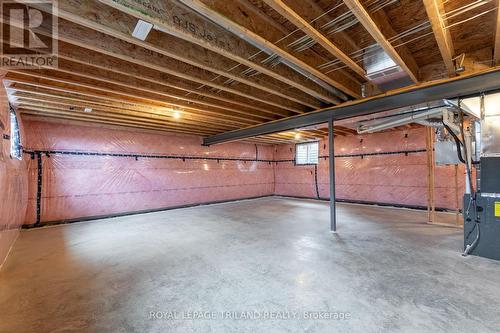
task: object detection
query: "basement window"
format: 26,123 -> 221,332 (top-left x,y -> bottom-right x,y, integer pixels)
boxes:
10,106 -> 22,160
295,141 -> 319,165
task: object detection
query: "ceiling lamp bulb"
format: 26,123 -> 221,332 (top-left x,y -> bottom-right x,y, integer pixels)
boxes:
173,111 -> 181,119
294,132 -> 301,140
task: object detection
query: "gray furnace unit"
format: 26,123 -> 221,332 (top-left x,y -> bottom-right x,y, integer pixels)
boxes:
463,158 -> 500,261
463,94 -> 500,261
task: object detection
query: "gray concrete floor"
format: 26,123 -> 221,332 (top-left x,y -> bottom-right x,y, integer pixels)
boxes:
1,198 -> 500,333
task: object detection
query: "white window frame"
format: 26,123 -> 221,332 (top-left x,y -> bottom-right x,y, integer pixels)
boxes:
295,141 -> 319,165
9,106 -> 22,160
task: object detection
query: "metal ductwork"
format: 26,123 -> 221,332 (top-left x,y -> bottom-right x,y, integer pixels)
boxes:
356,107 -> 448,134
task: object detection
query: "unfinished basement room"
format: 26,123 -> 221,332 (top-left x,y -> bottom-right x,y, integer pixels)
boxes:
1,0 -> 500,332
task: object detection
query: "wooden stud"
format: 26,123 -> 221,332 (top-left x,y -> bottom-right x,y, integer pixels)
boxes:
426,127 -> 436,224
494,0 -> 500,65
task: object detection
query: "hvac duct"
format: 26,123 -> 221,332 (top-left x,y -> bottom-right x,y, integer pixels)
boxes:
357,108 -> 447,134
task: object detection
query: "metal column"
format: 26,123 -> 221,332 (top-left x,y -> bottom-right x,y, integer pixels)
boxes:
329,119 -> 337,232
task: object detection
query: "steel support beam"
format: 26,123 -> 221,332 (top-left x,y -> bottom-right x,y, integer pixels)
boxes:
203,68 -> 500,145
329,119 -> 337,232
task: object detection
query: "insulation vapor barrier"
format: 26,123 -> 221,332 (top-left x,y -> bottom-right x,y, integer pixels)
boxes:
0,85 -> 28,265
275,127 -> 466,211
21,119 -> 465,228
23,119 -> 274,226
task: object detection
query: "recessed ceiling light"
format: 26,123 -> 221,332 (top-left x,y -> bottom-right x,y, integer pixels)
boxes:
83,107 -> 92,113
132,20 -> 153,41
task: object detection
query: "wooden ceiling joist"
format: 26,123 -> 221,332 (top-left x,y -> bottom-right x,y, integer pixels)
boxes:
18,17 -> 312,114
15,98 -> 236,132
423,0 -> 456,76
54,42 -> 293,117
342,0 -> 419,83
175,0 -> 361,99
23,57 -> 295,118
5,70 -> 277,123
20,106 -> 219,135
20,111 -> 215,136
210,0 -> 364,89
18,103 -> 229,133
7,85 -> 262,127
262,0 -> 367,79
0,0 -> 497,145
40,0 -> 339,106
4,76 -> 270,128
97,0 -> 358,101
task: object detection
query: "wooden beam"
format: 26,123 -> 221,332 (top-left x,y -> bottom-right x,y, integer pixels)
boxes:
343,0 -> 419,83
0,17 -> 308,115
54,42 -> 293,117
423,0 -> 455,76
20,111 -> 213,136
6,70 -> 278,122
4,75 -> 272,126
7,85 -> 260,126
25,57 -> 294,118
19,106 -> 219,135
98,0 -> 358,100
201,0 -> 364,90
277,0 -> 372,92
2,15 -> 317,112
41,0 -> 339,105
15,98 -> 236,131
176,0 -> 359,98
18,102 -> 227,133
494,1 -> 500,65
262,0 -> 366,79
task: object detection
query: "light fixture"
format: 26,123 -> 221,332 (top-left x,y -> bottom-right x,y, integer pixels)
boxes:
83,107 -> 92,113
173,110 -> 181,119
294,132 -> 301,140
132,20 -> 153,41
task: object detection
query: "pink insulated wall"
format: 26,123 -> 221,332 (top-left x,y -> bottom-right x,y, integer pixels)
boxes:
0,81 -> 28,267
20,118 -> 465,228
275,127 -> 466,211
22,118 -> 274,226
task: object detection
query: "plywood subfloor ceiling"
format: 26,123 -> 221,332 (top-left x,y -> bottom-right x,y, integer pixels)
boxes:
1,0 -> 498,144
